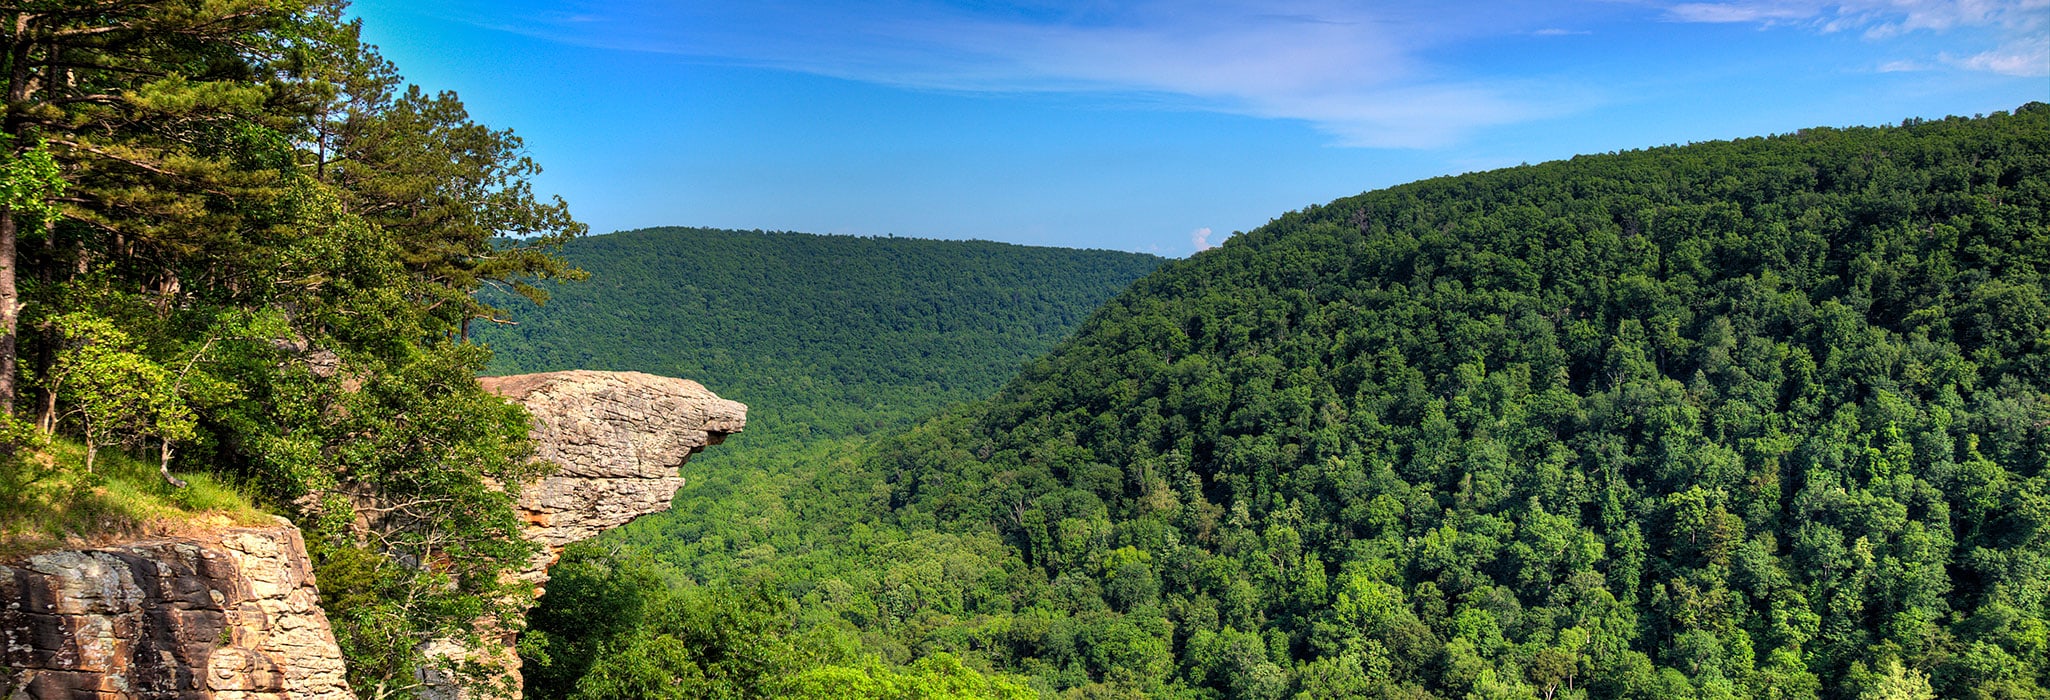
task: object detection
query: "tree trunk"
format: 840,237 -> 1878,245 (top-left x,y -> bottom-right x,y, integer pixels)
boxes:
159,438 -> 186,488
0,208 -> 17,416
1,13 -> 34,418
35,220 -> 55,432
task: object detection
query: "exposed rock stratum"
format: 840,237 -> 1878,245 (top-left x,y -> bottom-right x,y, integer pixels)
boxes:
431,370 -> 747,698
1,370 -> 745,699
479,369 -> 748,588
0,522 -> 352,700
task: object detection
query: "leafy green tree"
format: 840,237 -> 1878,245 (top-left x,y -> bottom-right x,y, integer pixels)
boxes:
0,0 -> 323,415
45,313 -> 192,476
0,2 -> 586,693
1856,659 -> 1936,700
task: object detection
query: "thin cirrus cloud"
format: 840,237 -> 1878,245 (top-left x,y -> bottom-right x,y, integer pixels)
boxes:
1664,0 -> 2049,76
1944,41 -> 2050,76
449,0 -> 2045,146
456,0 -> 1596,148
1663,0 -> 2045,34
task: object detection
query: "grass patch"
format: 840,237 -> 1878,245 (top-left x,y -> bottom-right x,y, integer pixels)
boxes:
0,435 -> 271,558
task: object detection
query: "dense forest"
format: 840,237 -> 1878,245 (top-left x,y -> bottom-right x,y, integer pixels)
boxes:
0,2 -> 635,696
0,3 -> 2041,699
476,227 -> 1163,441
0,1 -> 610,696
489,228 -> 1160,699
544,107 -> 2050,699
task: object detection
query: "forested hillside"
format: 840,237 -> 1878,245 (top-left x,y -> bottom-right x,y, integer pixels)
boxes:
478,227 -> 1163,439
544,107 -> 2050,700
494,229 -> 1160,698
857,105 -> 2050,698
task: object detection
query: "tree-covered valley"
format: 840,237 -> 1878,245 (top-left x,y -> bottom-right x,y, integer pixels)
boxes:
0,2 -> 2040,698
520,106 -> 2050,700
466,226 -> 1161,698
476,226 -> 1165,442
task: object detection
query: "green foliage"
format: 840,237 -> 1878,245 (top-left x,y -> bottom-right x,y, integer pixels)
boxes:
507,229 -> 1159,698
0,137 -> 63,223
0,434 -> 270,556
46,313 -> 196,471
512,110 -> 2048,700
329,83 -> 590,331
776,654 -> 1038,700
478,227 -> 1164,442
524,544 -> 1034,700
2,2 -> 581,694
835,106 -> 2050,698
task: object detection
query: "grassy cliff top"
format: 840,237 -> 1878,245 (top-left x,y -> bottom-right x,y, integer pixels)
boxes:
1,437 -> 271,558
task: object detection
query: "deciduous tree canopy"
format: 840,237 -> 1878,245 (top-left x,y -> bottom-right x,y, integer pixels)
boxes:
0,1 -> 584,694
857,105 -> 2050,699
548,106 -> 2050,700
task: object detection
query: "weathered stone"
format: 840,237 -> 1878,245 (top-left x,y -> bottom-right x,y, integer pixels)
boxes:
414,370 -> 745,698
0,371 -> 742,700
476,370 -> 747,585
0,521 -> 352,700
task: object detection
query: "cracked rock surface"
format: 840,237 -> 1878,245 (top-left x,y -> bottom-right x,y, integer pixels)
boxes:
0,371 -> 744,700
418,370 -> 745,699
478,370 -> 747,583
0,522 -> 352,700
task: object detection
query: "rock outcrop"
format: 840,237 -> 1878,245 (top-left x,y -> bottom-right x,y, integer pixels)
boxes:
0,522 -> 352,700
416,370 -> 744,698
0,370 -> 743,700
476,370 -> 747,589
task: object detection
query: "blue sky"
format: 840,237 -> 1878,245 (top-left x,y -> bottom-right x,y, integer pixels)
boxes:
348,0 -> 2047,255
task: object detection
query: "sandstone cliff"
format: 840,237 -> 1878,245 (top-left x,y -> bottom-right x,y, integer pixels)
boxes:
0,522 -> 352,700
476,370 -> 746,590
421,370 -> 746,698
0,370 -> 743,700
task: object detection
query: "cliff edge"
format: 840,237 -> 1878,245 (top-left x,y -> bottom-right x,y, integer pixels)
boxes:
2,370 -> 745,700
477,370 -> 747,590
0,522 -> 352,700
422,370 -> 746,698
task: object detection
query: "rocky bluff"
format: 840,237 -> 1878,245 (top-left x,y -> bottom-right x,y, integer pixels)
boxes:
0,523 -> 352,700
1,370 -> 746,699
478,370 -> 748,591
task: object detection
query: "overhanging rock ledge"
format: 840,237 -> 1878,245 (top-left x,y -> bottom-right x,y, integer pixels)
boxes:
477,370 -> 748,589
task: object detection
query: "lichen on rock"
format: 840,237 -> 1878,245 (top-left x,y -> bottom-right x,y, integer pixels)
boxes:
477,370 -> 747,587
0,521 -> 352,700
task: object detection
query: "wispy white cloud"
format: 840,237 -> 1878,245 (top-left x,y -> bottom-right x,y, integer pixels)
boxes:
444,0 -> 1597,148
1665,1 -> 1822,24
431,0 -> 2038,146
1191,227 -> 1217,251
1661,0 -> 2048,75
1663,0 -> 2047,34
1945,40 -> 2050,76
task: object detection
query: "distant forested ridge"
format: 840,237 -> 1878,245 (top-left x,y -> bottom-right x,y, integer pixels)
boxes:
477,227 -> 1165,441
491,228 -> 1162,698
831,107 -> 2048,698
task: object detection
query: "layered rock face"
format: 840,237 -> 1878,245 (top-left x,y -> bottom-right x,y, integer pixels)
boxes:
0,370 -> 743,700
412,370 -> 743,698
477,370 -> 747,589
0,522 -> 351,700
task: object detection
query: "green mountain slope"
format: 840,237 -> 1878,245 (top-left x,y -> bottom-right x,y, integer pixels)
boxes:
483,228 -> 1163,698
479,227 -> 1166,440
852,106 -> 2050,698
